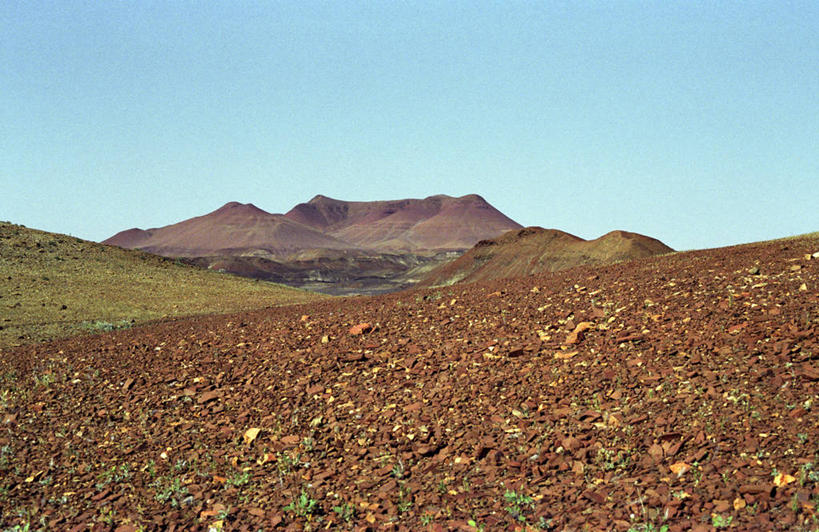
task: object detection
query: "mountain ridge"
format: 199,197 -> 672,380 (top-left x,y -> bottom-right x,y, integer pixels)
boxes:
104,194 -> 523,256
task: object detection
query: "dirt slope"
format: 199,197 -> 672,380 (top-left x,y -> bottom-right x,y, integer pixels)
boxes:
421,226 -> 674,287
284,194 -> 522,251
1,234 -> 818,530
0,222 -> 326,348
104,202 -> 351,257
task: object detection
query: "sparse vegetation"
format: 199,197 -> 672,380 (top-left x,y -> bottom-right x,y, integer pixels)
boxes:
333,502 -> 355,523
0,222 -> 327,348
1,230 -> 817,528
151,475 -> 190,508
284,489 -> 318,517
504,489 -> 535,523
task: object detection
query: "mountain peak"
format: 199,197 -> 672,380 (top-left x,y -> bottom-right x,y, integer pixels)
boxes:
284,193 -> 521,250
214,201 -> 267,214
307,194 -> 341,204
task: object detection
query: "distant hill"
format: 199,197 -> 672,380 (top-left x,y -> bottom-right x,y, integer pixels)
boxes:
419,226 -> 673,287
103,194 -> 523,295
104,201 -> 350,257
284,194 -> 522,251
106,194 -> 522,258
0,221 -> 326,348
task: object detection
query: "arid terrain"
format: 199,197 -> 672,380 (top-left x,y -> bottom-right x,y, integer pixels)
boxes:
102,195 -> 675,296
421,227 -> 674,288
0,222 -> 326,349
103,195 -> 524,295
186,249 -> 460,296
1,232 -> 817,530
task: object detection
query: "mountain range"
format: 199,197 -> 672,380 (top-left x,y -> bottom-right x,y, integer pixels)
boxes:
104,194 -> 673,294
105,194 -> 521,257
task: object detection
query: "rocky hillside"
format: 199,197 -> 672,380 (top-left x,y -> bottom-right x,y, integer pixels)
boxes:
0,221 -> 325,348
1,234 -> 818,529
421,226 -> 673,287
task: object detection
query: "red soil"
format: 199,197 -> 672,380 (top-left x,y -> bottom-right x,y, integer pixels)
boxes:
2,235 -> 818,530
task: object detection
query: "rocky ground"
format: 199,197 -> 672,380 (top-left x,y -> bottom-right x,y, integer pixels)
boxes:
1,236 -> 817,531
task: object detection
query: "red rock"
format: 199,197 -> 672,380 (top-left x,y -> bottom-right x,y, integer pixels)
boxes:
648,444 -> 664,462
280,435 -> 301,445
565,322 -> 594,345
197,389 -> 222,404
615,333 -> 644,343
349,323 -> 372,335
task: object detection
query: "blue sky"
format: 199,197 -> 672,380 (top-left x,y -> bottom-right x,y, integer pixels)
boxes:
2,1 -> 817,250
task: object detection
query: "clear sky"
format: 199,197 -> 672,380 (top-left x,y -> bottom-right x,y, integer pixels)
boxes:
2,1 -> 817,251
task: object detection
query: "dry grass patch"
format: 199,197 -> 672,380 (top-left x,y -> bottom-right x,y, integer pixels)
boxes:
0,222 -> 327,349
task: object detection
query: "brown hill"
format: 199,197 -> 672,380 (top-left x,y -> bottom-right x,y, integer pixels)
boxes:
0,221 -> 325,348
103,195 -> 522,294
284,194 -> 522,250
104,201 -> 351,257
420,226 -> 673,286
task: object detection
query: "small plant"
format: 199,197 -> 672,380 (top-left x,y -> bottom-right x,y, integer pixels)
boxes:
504,489 -> 535,523
5,523 -> 32,532
151,476 -> 189,507
791,492 -> 800,513
284,489 -> 318,518
467,519 -> 485,531
797,433 -> 809,444
33,372 -> 55,387
800,462 -> 819,485
420,512 -> 434,525
95,463 -> 132,490
144,459 -> 157,478
595,447 -> 631,472
711,514 -> 733,528
627,525 -> 668,532
391,458 -> 405,478
82,320 -> 132,333
98,505 -> 115,525
332,502 -> 355,523
226,470 -> 250,487
0,445 -> 12,470
0,389 -> 11,409
691,461 -> 702,486
397,483 -> 413,513
277,451 -> 299,476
